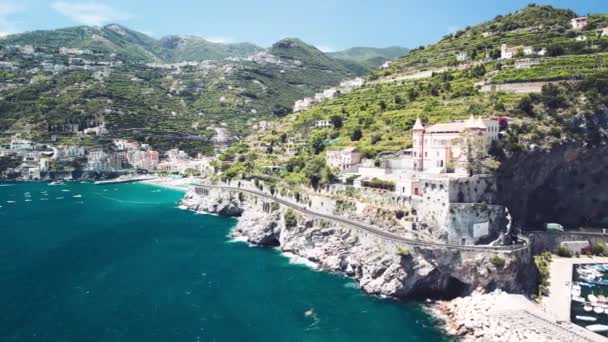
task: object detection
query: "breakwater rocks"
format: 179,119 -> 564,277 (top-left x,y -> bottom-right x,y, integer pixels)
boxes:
181,187 -> 535,299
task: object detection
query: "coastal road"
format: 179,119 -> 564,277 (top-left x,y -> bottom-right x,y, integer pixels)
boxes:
195,184 -> 529,254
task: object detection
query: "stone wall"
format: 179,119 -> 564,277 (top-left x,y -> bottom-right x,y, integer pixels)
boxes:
527,231 -> 608,254
447,175 -> 497,204
445,204 -> 507,245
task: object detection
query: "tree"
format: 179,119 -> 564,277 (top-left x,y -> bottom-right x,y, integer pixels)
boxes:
303,156 -> 333,189
454,130 -> 501,176
307,130 -> 327,155
330,115 -> 344,129
350,127 -> 363,141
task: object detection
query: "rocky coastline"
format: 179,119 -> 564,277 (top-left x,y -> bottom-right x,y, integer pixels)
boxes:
179,186 -> 600,341
180,187 -> 536,298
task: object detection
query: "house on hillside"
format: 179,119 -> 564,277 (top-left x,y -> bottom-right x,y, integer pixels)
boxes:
412,115 -> 499,172
456,51 -> 468,62
576,35 -> 588,42
571,16 -> 589,30
326,147 -> 362,171
601,27 -> 608,37
314,120 -> 334,129
500,44 -> 535,60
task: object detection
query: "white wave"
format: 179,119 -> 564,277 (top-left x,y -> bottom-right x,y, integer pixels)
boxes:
6,201 -> 15,204
25,199 -> 32,202
343,282 -> 360,290
73,195 -> 82,198
0,184 -> 14,187
282,252 -> 319,270
61,189 -> 71,192
56,197 -> 64,200
177,205 -> 189,210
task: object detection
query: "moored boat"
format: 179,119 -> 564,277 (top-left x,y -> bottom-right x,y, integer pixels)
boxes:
576,316 -> 597,322
586,324 -> 608,333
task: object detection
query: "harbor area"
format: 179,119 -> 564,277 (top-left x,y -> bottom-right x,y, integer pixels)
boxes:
542,257 -> 608,341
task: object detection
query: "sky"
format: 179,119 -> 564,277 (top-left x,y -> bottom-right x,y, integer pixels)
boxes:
0,0 -> 606,51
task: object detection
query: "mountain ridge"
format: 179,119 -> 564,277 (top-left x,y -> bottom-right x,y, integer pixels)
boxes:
2,24 -> 407,67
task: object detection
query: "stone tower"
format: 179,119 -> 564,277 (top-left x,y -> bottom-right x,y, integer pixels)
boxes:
412,117 -> 425,171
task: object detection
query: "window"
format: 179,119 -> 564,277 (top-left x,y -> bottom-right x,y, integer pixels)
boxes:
425,152 -> 427,157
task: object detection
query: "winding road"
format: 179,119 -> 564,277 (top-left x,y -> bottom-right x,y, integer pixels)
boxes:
195,184 -> 529,254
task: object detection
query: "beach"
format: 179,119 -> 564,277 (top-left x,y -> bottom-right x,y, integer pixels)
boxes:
140,176 -> 196,192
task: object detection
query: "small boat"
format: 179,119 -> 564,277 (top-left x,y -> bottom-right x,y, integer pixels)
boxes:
598,295 -> 607,303
584,305 -> 594,312
572,296 -> 586,303
594,306 -> 604,314
576,316 -> 598,322
589,294 -> 599,303
49,181 -> 63,186
586,324 -> 608,333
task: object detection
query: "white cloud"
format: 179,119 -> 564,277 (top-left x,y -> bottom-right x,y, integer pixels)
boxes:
51,1 -> 131,26
0,1 -> 25,35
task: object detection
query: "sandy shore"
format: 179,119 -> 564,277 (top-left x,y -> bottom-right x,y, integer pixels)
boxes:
140,176 -> 197,192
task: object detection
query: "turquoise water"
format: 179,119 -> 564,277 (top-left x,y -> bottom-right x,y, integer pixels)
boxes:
0,182 -> 450,342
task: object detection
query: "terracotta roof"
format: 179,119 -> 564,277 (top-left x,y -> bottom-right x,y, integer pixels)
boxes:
425,122 -> 466,133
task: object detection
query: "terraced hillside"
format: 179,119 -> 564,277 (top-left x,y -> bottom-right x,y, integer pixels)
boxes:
219,5 -> 608,190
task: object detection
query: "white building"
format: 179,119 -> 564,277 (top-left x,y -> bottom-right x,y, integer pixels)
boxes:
575,35 -> 587,42
571,17 -> 589,30
326,147 -> 362,171
500,44 -> 536,60
293,97 -> 315,113
314,120 -> 334,129
456,51 -> 468,62
412,115 -> 498,173
10,139 -> 33,151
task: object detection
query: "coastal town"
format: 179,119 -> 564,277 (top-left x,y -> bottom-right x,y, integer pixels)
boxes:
2,3 -> 608,342
0,135 -> 213,180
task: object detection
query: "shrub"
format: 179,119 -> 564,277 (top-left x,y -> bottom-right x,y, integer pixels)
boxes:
556,245 -> 573,258
534,252 -> 552,297
284,209 -> 298,228
490,255 -> 506,269
397,247 -> 411,257
592,242 -> 608,257
395,210 -> 405,219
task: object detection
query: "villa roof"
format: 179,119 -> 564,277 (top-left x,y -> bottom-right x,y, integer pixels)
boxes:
425,122 -> 466,133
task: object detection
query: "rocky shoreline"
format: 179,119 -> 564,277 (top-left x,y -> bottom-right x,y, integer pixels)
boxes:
180,187 -> 536,296
179,186 -> 574,341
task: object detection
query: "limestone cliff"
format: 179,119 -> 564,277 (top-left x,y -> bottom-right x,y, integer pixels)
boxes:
497,144 -> 608,229
182,187 -> 536,299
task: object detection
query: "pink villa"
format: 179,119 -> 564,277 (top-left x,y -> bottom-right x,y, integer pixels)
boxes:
412,115 -> 499,173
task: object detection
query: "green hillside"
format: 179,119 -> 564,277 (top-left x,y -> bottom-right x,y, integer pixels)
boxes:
215,5 -> 608,188
0,35 -> 368,153
158,35 -> 263,62
375,5 -> 608,78
329,46 -> 409,69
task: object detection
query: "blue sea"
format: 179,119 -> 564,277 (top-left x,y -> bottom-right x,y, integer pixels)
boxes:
0,182 -> 450,341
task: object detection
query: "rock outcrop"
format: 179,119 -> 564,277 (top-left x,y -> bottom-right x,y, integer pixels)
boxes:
497,144 -> 608,229
182,187 -> 536,299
